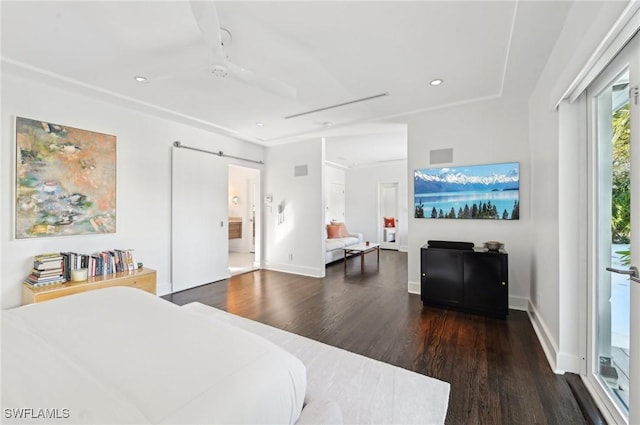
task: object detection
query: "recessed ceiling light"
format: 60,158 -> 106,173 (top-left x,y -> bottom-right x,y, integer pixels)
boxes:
430,79 -> 443,86
256,122 -> 264,127
134,76 -> 147,83
321,121 -> 333,128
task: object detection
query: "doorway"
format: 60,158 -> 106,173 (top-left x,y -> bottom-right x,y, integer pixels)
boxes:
586,33 -> 639,424
228,165 -> 260,276
378,182 -> 399,250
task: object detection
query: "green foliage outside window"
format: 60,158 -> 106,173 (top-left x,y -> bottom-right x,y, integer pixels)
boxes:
612,104 -> 630,244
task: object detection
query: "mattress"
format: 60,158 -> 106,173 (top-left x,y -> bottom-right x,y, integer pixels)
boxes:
1,287 -> 306,424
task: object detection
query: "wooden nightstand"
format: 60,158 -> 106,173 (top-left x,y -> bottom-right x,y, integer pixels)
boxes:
22,267 -> 157,305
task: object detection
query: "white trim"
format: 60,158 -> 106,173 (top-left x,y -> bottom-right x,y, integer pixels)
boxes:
527,300 -> 561,373
582,373 -> 628,425
264,93 -> 502,146
378,182 -> 400,250
526,299 -> 582,373
408,280 -> 420,295
555,2 -> 640,107
262,262 -> 324,278
399,245 -> 409,253
499,0 -> 518,96
557,352 -> 582,375
582,35 -> 637,425
324,160 -> 350,171
351,159 -> 408,170
508,295 -> 528,311
1,58 -> 263,145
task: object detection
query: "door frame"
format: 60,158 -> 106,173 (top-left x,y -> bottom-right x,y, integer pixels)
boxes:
378,182 -> 399,250
227,164 -> 262,271
584,34 -> 638,425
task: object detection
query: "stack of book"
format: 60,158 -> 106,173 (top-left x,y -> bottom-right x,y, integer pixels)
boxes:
25,249 -> 139,285
24,253 -> 65,287
61,249 -> 137,281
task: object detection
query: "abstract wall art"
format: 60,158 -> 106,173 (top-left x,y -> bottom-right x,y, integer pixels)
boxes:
15,117 -> 116,238
414,162 -> 519,220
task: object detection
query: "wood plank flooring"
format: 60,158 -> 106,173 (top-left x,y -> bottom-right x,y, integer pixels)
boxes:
163,250 -> 590,425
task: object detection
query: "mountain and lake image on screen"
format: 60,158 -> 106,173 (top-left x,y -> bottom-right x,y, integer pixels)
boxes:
414,162 -> 519,220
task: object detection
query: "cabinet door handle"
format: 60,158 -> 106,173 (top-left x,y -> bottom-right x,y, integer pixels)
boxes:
501,282 -> 506,286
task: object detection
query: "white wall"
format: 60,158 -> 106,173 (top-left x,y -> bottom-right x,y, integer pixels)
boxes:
263,139 -> 325,277
1,72 -> 264,308
324,163 -> 346,224
405,97 -> 531,310
345,162 -> 408,251
528,0 -> 628,373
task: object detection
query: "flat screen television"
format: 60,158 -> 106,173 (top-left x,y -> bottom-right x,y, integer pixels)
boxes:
414,161 -> 519,220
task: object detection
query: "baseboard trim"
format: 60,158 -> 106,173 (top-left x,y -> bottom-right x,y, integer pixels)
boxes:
508,296 -> 528,311
557,352 -> 582,374
408,280 -> 420,294
527,300 -> 561,373
263,262 -> 325,278
524,301 -> 581,373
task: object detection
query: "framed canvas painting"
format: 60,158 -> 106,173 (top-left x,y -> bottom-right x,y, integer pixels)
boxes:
414,161 -> 519,220
15,117 -> 116,238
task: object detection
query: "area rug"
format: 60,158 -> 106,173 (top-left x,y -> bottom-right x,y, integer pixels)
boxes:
182,302 -> 450,424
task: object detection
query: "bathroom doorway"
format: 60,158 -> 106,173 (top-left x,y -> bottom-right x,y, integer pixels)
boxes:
228,165 -> 261,276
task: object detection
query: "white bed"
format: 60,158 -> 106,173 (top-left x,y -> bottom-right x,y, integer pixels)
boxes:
1,287 -> 306,424
184,302 -> 451,425
2,287 -> 450,425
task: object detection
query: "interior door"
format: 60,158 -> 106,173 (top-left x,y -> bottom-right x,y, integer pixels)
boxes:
587,34 -> 640,425
172,146 -> 230,292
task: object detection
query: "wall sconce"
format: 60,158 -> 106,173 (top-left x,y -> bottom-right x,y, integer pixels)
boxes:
231,195 -> 240,205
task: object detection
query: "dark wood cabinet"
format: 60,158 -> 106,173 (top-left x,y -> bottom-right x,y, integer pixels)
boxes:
421,245 -> 508,319
421,248 -> 464,307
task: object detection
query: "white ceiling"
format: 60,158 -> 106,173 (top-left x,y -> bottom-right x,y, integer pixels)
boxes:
1,1 -> 572,167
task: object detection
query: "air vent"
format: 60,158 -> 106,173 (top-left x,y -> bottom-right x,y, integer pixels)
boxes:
284,92 -> 389,119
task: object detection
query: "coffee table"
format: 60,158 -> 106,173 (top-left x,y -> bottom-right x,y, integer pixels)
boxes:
343,243 -> 380,273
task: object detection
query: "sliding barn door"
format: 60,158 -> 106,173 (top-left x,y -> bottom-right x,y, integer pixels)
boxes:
171,146 -> 229,292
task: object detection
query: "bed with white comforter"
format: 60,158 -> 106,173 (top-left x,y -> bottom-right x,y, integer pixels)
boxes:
1,287 -> 306,424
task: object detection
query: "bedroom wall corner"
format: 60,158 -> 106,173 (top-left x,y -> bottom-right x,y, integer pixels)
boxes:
263,138 -> 325,278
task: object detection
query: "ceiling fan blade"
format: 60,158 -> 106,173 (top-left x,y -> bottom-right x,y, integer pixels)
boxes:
189,0 -> 224,58
189,0 -> 297,99
226,60 -> 297,100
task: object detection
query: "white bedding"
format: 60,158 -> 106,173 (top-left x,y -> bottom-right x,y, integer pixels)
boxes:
1,287 -> 306,424
184,302 -> 451,424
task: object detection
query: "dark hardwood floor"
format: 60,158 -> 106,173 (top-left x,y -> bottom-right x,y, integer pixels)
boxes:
164,250 -> 592,425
